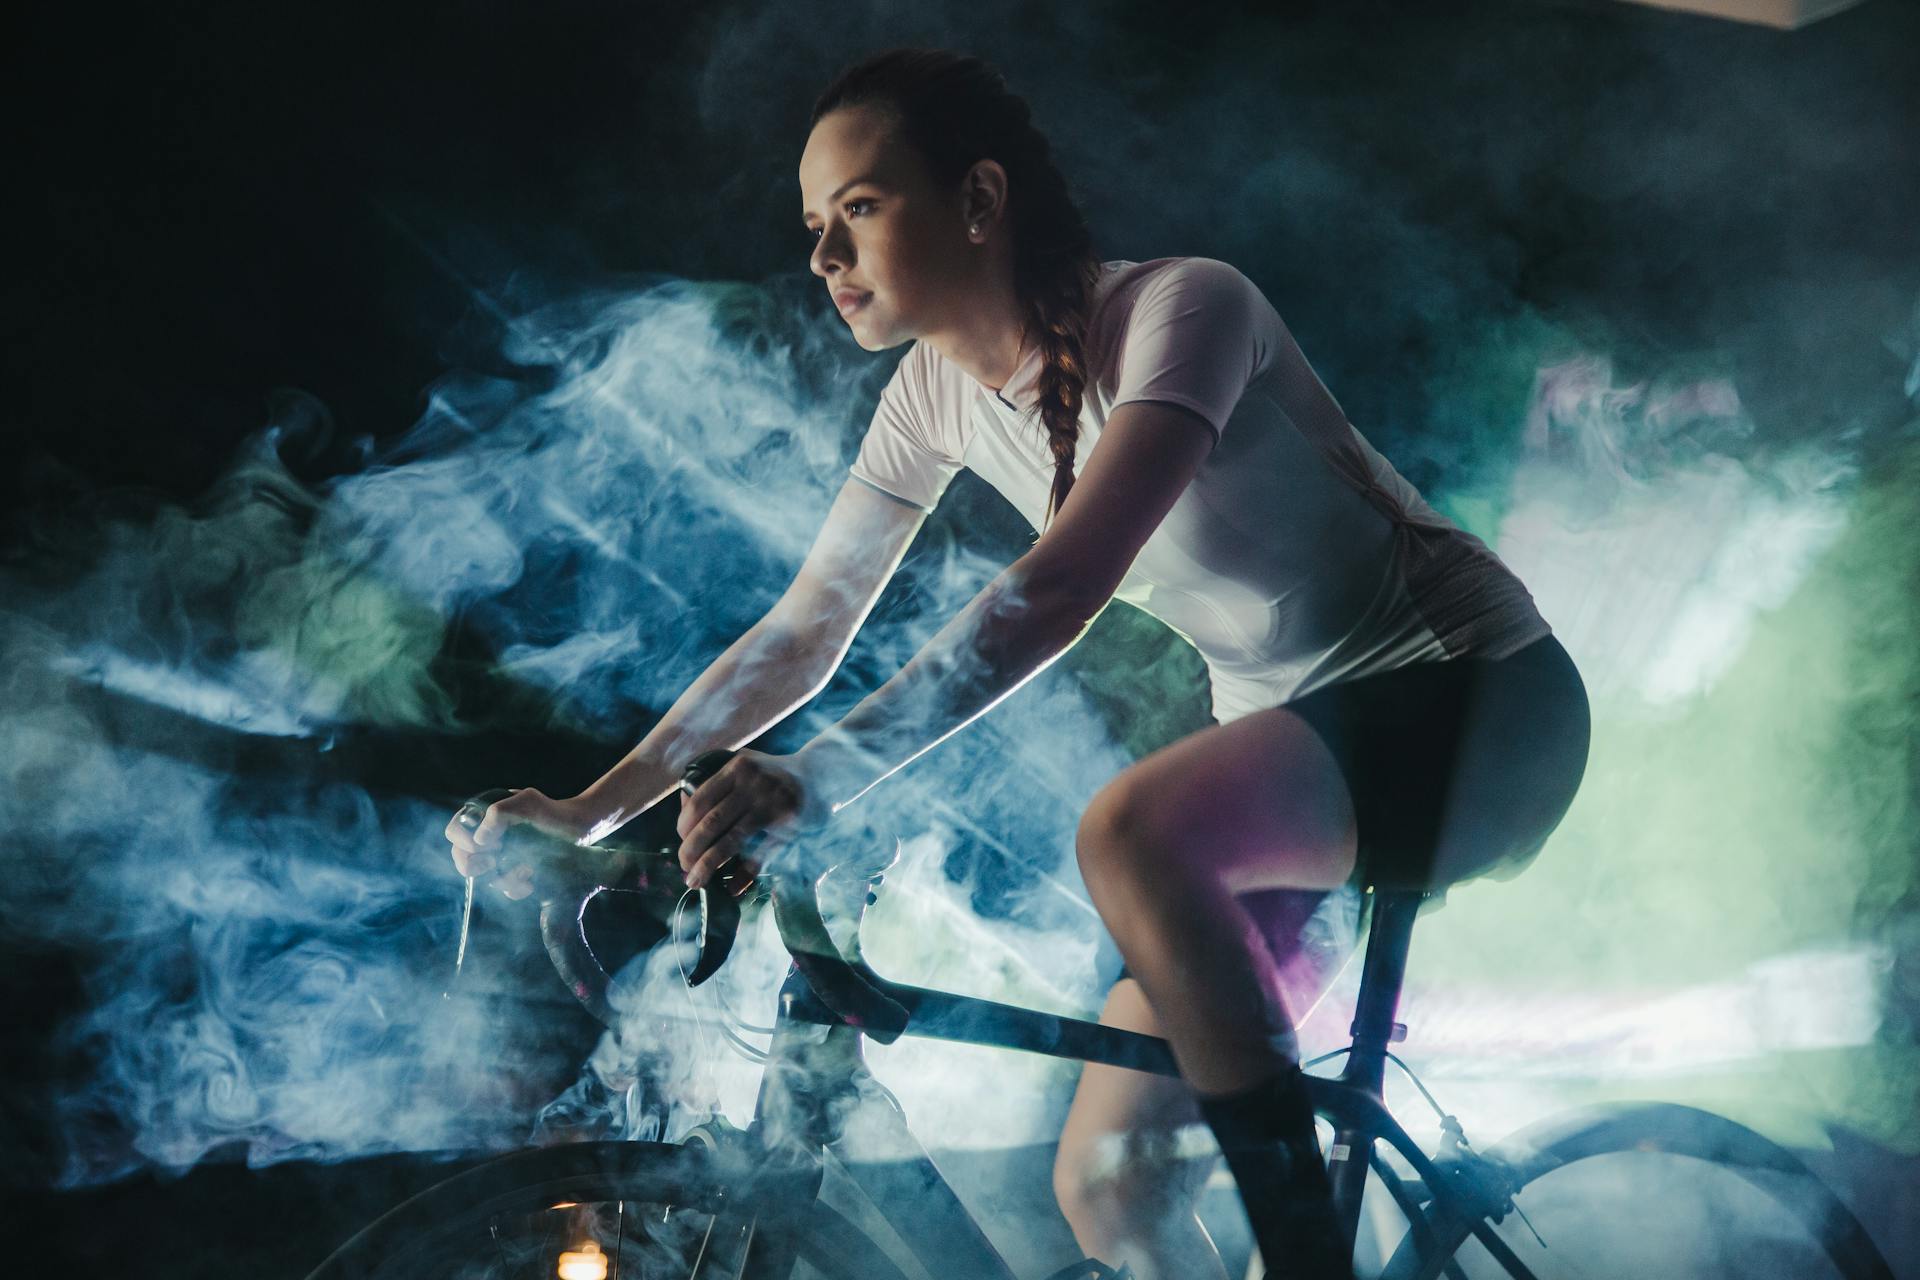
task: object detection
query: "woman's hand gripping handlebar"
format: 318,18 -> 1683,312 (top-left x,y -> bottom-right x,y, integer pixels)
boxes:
678,748 -> 911,1042
446,766 -> 753,1023
446,748 -> 909,1038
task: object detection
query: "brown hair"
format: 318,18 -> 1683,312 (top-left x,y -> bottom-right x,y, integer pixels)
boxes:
810,48 -> 1102,528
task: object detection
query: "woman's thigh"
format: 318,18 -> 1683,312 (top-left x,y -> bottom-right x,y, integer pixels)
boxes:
1086,634 -> 1590,904
1084,704 -> 1361,895
1114,888 -> 1357,1015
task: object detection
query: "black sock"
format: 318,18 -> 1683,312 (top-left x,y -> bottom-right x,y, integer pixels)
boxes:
1194,1066 -> 1351,1280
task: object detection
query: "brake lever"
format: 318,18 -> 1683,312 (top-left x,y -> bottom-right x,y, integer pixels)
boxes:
448,786 -> 710,1025
677,749 -> 910,1040
443,872 -> 475,1000
446,788 -> 517,996
676,750 -> 748,981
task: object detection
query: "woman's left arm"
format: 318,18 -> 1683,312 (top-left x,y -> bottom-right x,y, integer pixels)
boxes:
676,399 -> 1215,888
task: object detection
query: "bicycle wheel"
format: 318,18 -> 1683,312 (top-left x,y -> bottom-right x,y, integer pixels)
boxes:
1377,1102 -> 1894,1280
301,1140 -> 911,1280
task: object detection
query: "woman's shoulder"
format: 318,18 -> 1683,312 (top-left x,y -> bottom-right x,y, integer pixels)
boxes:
1100,255 -> 1270,310
1092,256 -> 1275,341
1089,256 -> 1283,391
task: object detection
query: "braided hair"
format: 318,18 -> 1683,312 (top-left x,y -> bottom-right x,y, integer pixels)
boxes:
810,48 -> 1102,528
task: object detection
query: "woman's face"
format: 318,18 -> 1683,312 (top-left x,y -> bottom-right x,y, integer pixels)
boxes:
799,105 -> 974,351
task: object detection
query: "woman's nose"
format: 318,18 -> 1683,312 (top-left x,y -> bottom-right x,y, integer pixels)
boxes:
810,225 -> 851,277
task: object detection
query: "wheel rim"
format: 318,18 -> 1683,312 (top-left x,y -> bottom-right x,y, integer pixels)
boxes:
1378,1103 -> 1893,1280
303,1141 -> 908,1280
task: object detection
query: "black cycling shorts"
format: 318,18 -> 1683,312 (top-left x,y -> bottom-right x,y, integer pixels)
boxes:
1288,631 -> 1591,893
1112,633 -> 1590,983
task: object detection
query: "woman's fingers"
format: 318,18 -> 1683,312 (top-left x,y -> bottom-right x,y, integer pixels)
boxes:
470,788 -> 530,850
671,753 -> 812,889
677,787 -> 755,876
446,789 -> 537,881
676,769 -> 738,842
444,820 -> 501,878
686,825 -> 774,892
682,822 -> 749,889
447,836 -> 527,885
452,845 -> 489,878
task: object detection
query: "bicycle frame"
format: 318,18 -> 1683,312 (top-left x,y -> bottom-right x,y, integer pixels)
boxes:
488,743 -> 1519,1279
703,885 -> 1508,1280
431,766 -> 1894,1280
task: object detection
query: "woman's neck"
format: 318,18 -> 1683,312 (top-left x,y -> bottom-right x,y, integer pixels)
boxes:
924,267 -> 1028,392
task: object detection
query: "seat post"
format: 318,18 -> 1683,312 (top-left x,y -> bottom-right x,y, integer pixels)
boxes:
1327,887 -> 1425,1249
1340,888 -> 1424,1094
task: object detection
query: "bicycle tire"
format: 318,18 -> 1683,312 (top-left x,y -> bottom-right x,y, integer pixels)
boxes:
301,1139 -> 911,1280
1377,1101 -> 1895,1280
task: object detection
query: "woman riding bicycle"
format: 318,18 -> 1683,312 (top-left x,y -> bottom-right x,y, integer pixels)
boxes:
444,46 -> 1591,1280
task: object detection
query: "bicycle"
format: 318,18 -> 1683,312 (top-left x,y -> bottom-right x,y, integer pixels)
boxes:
304,749 -> 1898,1279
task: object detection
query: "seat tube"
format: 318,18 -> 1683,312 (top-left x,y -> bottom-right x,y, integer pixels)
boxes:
1329,890 -> 1422,1248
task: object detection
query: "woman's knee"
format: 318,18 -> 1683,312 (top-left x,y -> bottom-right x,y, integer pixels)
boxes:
1052,1132 -> 1107,1227
1051,1135 -> 1125,1235
1075,777 -> 1151,881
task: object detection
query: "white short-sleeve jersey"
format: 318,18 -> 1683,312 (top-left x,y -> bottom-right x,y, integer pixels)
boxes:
849,256 -> 1552,723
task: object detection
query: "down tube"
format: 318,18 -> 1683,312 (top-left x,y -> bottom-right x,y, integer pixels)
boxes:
826,1084 -> 1020,1280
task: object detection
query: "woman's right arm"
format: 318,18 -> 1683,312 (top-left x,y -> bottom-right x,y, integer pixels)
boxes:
448,477 -> 928,874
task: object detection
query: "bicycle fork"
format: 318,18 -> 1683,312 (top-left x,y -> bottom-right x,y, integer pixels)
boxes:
682,1016 -> 838,1280
683,1153 -> 824,1280
702,966 -> 1020,1280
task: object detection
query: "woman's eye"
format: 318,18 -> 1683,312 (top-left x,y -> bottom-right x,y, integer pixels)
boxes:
807,200 -> 876,241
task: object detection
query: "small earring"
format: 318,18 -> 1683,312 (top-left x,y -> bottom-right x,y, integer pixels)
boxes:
970,223 -> 982,238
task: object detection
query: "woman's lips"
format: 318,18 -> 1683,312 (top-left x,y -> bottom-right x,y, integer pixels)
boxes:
835,291 -> 871,315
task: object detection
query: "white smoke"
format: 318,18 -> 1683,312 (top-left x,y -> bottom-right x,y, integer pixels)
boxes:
1497,355 -> 1856,711
3,271 -> 1137,1188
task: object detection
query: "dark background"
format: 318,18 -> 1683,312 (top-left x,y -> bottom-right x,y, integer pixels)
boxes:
18,0 -> 1916,514
10,0 -> 1919,1274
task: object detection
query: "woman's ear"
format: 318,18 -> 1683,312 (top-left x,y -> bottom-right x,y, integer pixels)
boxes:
961,158 -> 1010,238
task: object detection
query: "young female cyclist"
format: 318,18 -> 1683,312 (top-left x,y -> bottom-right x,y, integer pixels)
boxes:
444,47 -> 1591,1280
